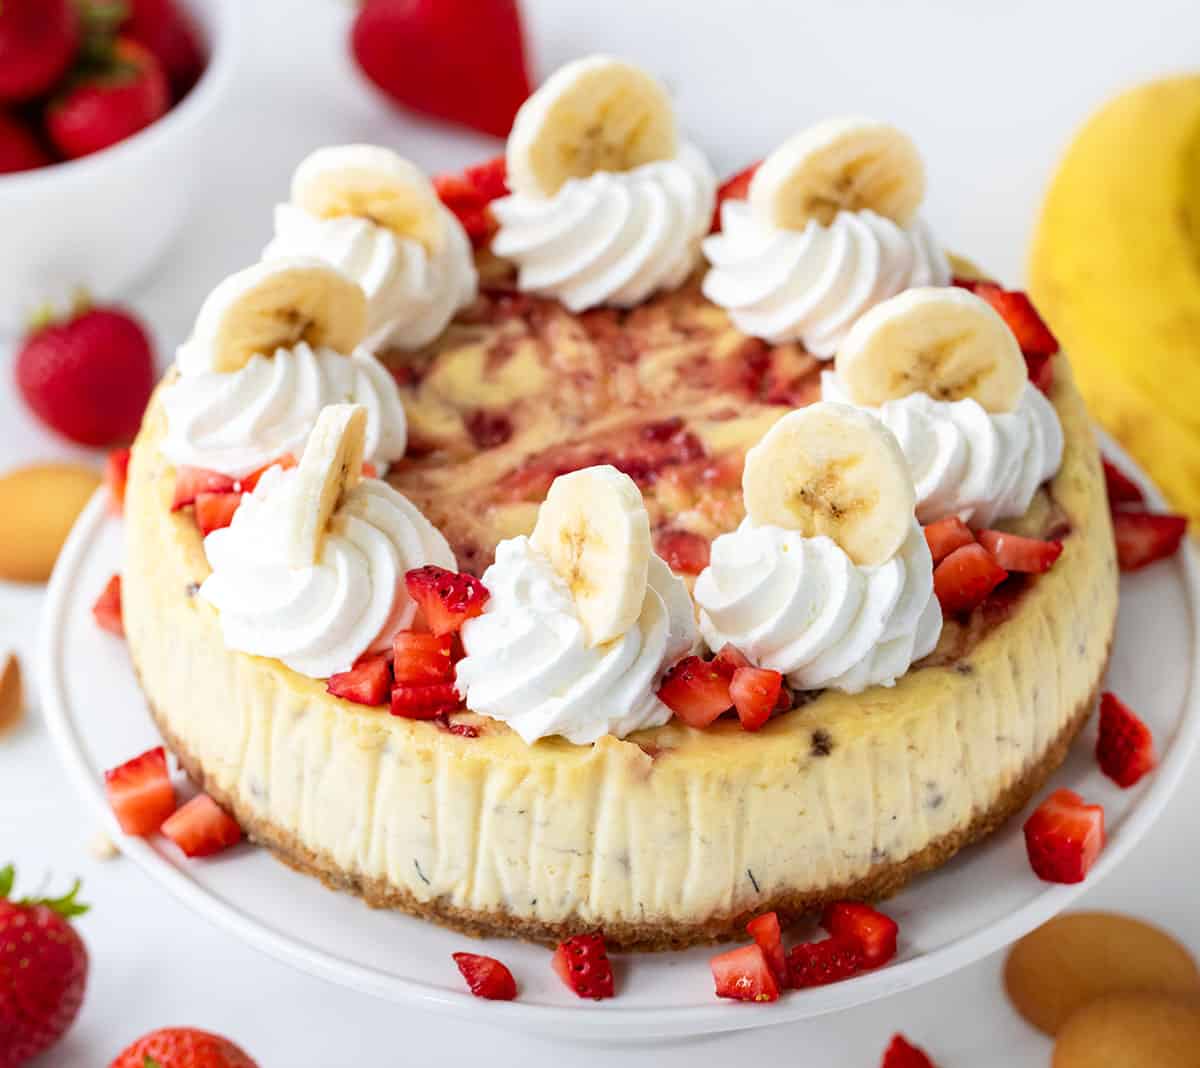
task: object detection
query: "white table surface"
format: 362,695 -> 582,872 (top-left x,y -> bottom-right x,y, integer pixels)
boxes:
3,1 -> 1198,1063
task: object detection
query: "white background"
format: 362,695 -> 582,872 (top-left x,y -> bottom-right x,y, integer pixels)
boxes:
3,1 -> 1198,1063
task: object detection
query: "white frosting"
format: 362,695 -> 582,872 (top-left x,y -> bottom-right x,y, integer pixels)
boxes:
694,519 -> 941,695
456,538 -> 699,744
490,143 -> 717,312
262,203 -> 477,352
701,204 -> 950,358
822,372 -> 1064,526
200,466 -> 456,679
161,342 -> 408,479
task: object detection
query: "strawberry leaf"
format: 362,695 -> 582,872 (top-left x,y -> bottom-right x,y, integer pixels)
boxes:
0,864 -> 13,900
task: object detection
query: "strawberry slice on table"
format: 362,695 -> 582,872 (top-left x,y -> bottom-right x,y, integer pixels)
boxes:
161,793 -> 242,858
105,448 -> 131,514
193,491 -> 243,536
922,516 -> 975,565
92,574 -> 124,636
711,942 -> 780,1003
730,666 -> 783,732
788,936 -> 866,990
710,161 -> 761,231
405,565 -> 491,636
1111,510 -> 1188,572
1102,457 -> 1145,506
327,654 -> 392,707
452,952 -> 518,1001
172,466 -> 239,510
657,655 -> 732,728
390,681 -> 461,720
552,932 -> 614,1000
820,901 -> 899,969
976,530 -> 1063,574
1023,788 -> 1105,884
746,911 -> 788,985
932,543 -> 1008,615
881,1033 -> 937,1068
104,746 -> 175,836
392,631 -> 456,684
1096,691 -> 1157,788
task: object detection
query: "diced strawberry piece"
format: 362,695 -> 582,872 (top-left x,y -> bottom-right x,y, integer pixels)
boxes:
976,530 -> 1063,574
730,666 -> 782,732
712,643 -> 752,676
1023,788 -> 1105,884
711,161 -> 761,232
820,901 -> 899,968
104,746 -> 175,836
922,516 -> 975,565
788,936 -> 866,989
390,682 -> 461,720
746,911 -> 787,985
1102,458 -> 1145,506
933,543 -> 1008,615
464,156 -> 510,201
434,156 -> 509,248
405,565 -> 491,636
1112,510 -> 1188,572
93,574 -> 124,636
654,528 -> 711,575
711,942 -> 779,1003
552,932 -> 614,1000
452,952 -> 517,1001
105,447 -> 131,514
392,631 -> 456,684
171,466 -> 238,510
1096,692 -> 1157,788
361,461 -> 379,479
1024,351 -> 1054,394
954,280 -> 1059,357
193,491 -> 243,536
657,655 -> 732,728
161,793 -> 242,858
327,655 -> 392,706
240,453 -> 297,494
881,1034 -> 937,1068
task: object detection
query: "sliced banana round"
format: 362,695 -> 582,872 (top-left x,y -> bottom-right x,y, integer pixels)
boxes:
506,55 -> 678,198
286,404 -> 368,568
743,402 -> 915,567
530,464 -> 653,647
836,286 -> 1027,413
749,116 -> 925,230
291,144 -> 446,254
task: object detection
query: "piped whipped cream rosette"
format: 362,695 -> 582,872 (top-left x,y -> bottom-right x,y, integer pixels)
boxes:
200,404 -> 455,679
161,258 -> 409,479
820,286 -> 1064,526
694,402 -> 942,694
702,117 -> 950,357
456,465 -> 699,744
262,145 -> 478,351
490,55 -> 717,312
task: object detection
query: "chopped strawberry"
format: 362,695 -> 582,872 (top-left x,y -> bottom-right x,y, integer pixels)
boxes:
1102,457 -> 1145,506
657,655 -> 732,728
92,574 -> 123,636
712,643 -> 752,675
405,565 -> 490,636
933,543 -> 1008,615
654,528 -> 711,575
105,447 -> 131,514
976,530 -> 1062,574
1023,788 -> 1105,884
711,942 -> 779,1003
711,161 -> 760,231
922,516 -> 975,565
194,491 -> 243,536
730,666 -> 782,732
327,655 -> 392,706
104,746 -> 175,836
452,952 -> 517,1001
434,156 -> 509,248
746,911 -> 787,985
390,681 -> 460,720
171,466 -> 238,510
1112,510 -> 1188,572
552,932 -> 614,1000
820,901 -> 898,968
788,936 -> 866,989
954,280 -> 1059,357
1024,351 -> 1055,394
239,453 -> 297,494
881,1034 -> 937,1068
392,631 -> 456,683
161,793 -> 242,858
361,461 -> 378,479
1096,691 -> 1157,788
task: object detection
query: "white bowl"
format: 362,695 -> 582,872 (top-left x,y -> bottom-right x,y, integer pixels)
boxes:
0,0 -> 244,333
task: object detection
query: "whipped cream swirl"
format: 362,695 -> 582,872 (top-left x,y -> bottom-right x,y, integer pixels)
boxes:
695,519 -> 941,694
162,341 -> 409,479
822,372 -> 1064,526
701,204 -> 949,358
490,143 -> 717,312
456,538 -> 699,744
262,204 -> 477,351
201,466 -> 455,679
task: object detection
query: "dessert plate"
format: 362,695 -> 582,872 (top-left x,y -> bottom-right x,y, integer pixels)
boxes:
39,439 -> 1200,1040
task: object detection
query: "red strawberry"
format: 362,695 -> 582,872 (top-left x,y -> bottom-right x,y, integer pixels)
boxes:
351,0 -> 531,139
933,543 -> 1008,615
48,37 -> 169,160
105,447 -> 131,514
788,936 -> 866,989
240,453 -> 296,492
922,516 -> 975,565
434,155 -> 509,248
745,911 -> 787,984
161,793 -> 242,858
711,161 -> 760,231
327,654 -> 392,706
730,666 -> 782,732
452,952 -> 517,1001
193,491 -> 242,536
1023,788 -> 1105,884
405,565 -> 491,636
0,865 -> 88,1066
108,1027 -> 258,1068
1112,510 -> 1187,572
712,643 -> 752,675
976,530 -> 1062,574
122,0 -> 207,100
1024,351 -> 1054,394
104,745 -> 175,836
392,631 -> 456,684
711,942 -> 779,1003
0,111 -> 51,174
1102,457 -> 1145,507
92,574 -> 124,635
657,655 -> 732,728
0,0 -> 80,103
16,300 -> 156,446
172,466 -> 239,510
1096,691 -> 1157,788
954,280 -> 1059,357
881,1034 -> 937,1068
390,681 -> 460,720
654,528 -> 711,575
820,901 -> 898,968
551,932 -> 614,1000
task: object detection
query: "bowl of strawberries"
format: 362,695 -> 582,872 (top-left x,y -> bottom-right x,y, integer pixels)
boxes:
0,0 -> 242,332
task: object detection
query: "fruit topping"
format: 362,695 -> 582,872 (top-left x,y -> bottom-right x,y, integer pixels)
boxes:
880,1034 -> 937,1068
729,666 -> 783,732
654,528 -> 711,575
552,932 -> 614,1000
390,681 -> 461,720
745,911 -> 788,985
434,156 -> 510,248
194,491 -> 243,536
172,467 -> 239,510
657,655 -> 731,728
392,631 -> 456,684
1102,457 -> 1146,507
1096,691 -> 1157,788
161,793 -> 242,858
954,280 -> 1060,358
788,936 -> 866,989
922,516 -> 975,565
976,530 -> 1063,573
92,574 -> 124,636
1112,510 -> 1188,572
933,543 -> 1008,615
327,654 -> 392,707
820,901 -> 899,969
1023,788 -> 1105,884
452,952 -> 518,1001
104,746 -> 175,836
109,1027 -> 259,1068
711,942 -> 780,1003
710,161 -> 760,231
105,448 -> 131,514
405,565 -> 491,636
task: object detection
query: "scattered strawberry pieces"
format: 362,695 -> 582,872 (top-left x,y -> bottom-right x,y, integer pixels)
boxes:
172,467 -> 238,510
1102,457 -> 1145,507
105,447 -> 131,514
390,681 -> 461,720
1096,691 -> 1157,788
654,528 -> 711,575
0,0 -> 80,103
657,655 -> 732,728
0,111 -> 52,174
161,793 -> 242,858
820,901 -> 898,969
1023,351 -> 1054,394
327,654 -> 392,707
712,643 -> 752,675
976,530 -> 1063,574
405,565 -> 491,636
122,0 -> 207,100
880,1033 -> 937,1068
711,942 -> 780,1003
552,932 -> 614,1000
711,161 -> 760,231
452,952 -> 518,1001
108,1027 -> 258,1068
104,745 -> 175,836
745,911 -> 787,985
92,574 -> 124,636
933,543 -> 1008,615
788,936 -> 866,990
193,491 -> 243,536
729,665 -> 782,732
953,278 -> 1058,391
1111,509 -> 1188,572
434,156 -> 509,248
1023,788 -> 1105,884
392,631 -> 456,684
922,516 -> 975,565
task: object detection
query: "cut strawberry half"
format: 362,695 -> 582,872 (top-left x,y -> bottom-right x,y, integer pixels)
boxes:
390,682 -> 461,720
104,746 -> 175,836
1096,691 -> 1157,788
1023,788 -> 1105,884
710,161 -> 760,232
552,932 -> 614,1000
93,574 -> 124,636
976,530 -> 1062,574
730,666 -> 782,732
745,911 -> 787,985
171,466 -> 238,510
788,936 -> 866,989
105,447 -> 131,514
1102,458 -> 1145,507
820,901 -> 898,969
405,565 -> 491,636
711,942 -> 779,1003
654,528 -> 711,575
954,280 -> 1059,357
193,491 -> 243,536
161,793 -> 242,858
922,516 -> 975,565
932,543 -> 1008,615
1112,510 -> 1187,572
392,631 -> 456,684
327,655 -> 392,707
452,951 -> 517,1001
657,655 -> 732,728
881,1034 -> 937,1068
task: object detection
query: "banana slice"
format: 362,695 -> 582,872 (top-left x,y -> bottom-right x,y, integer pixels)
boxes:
286,404 -> 368,568
836,286 -> 1027,413
749,116 -> 925,230
530,464 -> 652,646
292,144 -> 446,253
506,55 -> 678,198
743,402 -> 915,567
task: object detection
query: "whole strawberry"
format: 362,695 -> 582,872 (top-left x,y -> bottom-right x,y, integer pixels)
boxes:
109,1027 -> 259,1068
122,0 -> 207,100
16,296 -> 156,446
0,0 -> 81,103
0,865 -> 89,1068
0,112 -> 51,175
